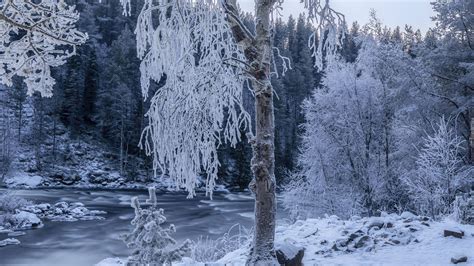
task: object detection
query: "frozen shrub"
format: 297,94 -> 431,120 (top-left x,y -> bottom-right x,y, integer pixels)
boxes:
282,172 -> 363,220
0,192 -> 31,213
0,192 -> 32,229
123,187 -> 191,265
403,119 -> 473,218
190,224 -> 252,263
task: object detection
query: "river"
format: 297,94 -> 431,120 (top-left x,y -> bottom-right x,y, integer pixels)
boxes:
0,188 -> 282,266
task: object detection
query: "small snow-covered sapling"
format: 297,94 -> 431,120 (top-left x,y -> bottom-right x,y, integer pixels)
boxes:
123,187 -> 191,265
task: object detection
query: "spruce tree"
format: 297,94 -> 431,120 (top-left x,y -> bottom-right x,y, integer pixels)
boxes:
123,187 -> 191,265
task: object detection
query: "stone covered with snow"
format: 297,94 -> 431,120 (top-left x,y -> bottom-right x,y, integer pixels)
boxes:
0,238 -> 20,247
12,211 -> 42,229
21,201 -> 106,222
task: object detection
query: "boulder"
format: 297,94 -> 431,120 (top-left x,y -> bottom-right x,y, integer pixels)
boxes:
71,207 -> 89,216
276,242 -> 305,266
400,211 -> 416,219
88,171 -> 105,184
51,172 -> 80,185
354,235 -> 372,249
36,203 -> 51,212
421,222 -> 430,227
348,230 -> 364,242
419,216 -> 430,222
367,219 -> 385,230
334,239 -> 349,248
54,202 -> 69,209
54,208 -> 64,215
390,239 -> 401,245
444,229 -> 464,239
12,211 -> 42,228
451,256 -> 468,264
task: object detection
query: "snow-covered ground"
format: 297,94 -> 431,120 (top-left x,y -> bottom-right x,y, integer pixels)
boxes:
98,212 -> 474,266
219,213 -> 474,265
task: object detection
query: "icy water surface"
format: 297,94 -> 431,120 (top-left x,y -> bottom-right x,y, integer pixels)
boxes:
0,188 -> 259,266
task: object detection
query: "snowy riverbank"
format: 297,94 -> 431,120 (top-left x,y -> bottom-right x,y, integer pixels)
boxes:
98,212 -> 474,265
3,172 -> 229,193
0,194 -> 106,248
220,213 -> 474,265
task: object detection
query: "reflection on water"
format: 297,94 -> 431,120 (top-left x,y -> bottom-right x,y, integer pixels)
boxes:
0,188 -> 257,266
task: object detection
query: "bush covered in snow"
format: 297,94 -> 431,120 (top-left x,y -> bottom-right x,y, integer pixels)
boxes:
122,187 -> 191,265
403,119 -> 474,218
0,192 -> 31,213
190,224 -> 252,263
0,192 -> 36,230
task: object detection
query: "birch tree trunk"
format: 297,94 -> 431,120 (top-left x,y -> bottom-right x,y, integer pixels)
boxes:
224,0 -> 278,263
248,1 -> 277,263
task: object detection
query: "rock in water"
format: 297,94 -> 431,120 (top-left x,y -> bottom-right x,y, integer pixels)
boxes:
444,229 -> 464,239
451,256 -> 468,264
13,211 -> 42,228
0,238 -> 20,247
276,241 -> 305,266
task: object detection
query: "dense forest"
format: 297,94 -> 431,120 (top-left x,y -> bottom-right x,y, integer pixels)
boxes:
1,0 -> 325,187
3,0 -> 470,193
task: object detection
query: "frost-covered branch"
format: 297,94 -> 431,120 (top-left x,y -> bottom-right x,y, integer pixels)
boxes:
0,0 -> 87,96
403,118 -> 473,218
303,0 -> 346,69
136,0 -> 251,197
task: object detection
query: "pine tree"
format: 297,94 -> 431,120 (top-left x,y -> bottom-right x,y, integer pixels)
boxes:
60,55 -> 84,131
83,50 -> 99,124
7,77 -> 27,142
391,26 -> 403,44
341,21 -> 360,62
123,187 -> 191,265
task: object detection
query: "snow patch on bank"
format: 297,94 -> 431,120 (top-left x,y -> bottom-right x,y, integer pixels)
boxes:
4,172 -> 42,188
96,257 -> 126,266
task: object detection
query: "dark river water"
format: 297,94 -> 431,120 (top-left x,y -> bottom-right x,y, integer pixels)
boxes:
0,188 -> 280,266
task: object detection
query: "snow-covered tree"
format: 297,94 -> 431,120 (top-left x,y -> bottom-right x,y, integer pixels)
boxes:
403,118 -> 473,218
431,0 -> 473,50
123,187 -> 191,265
283,33 -> 410,217
130,0 -> 344,262
1,0 -> 345,262
0,0 -> 88,96
419,0 -> 474,162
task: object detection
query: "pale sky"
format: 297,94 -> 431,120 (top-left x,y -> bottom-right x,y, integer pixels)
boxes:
238,0 -> 435,33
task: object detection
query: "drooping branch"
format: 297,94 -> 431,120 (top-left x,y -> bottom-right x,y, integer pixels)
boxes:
135,0 -> 251,197
303,0 -> 347,69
